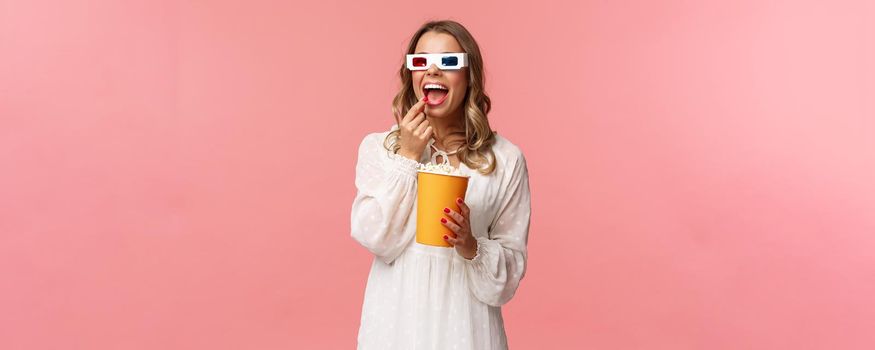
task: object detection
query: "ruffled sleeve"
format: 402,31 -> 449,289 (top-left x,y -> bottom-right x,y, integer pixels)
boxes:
350,132 -> 421,265
460,149 -> 531,307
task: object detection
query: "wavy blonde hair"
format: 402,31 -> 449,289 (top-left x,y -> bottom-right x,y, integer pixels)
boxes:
383,20 -> 497,176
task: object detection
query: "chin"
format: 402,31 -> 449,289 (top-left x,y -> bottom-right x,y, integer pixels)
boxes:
427,102 -> 461,117
426,108 -> 450,118
425,106 -> 443,116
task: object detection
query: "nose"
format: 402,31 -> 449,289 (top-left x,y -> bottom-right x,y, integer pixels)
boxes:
425,63 -> 443,76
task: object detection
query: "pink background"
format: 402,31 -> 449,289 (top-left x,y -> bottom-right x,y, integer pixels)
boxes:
2,0 -> 873,349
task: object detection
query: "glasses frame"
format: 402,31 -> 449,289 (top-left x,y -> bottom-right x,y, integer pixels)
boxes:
405,53 -> 469,71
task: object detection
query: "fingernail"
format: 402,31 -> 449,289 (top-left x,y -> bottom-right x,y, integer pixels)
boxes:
443,235 -> 448,240
440,218 -> 447,223
443,207 -> 450,213
457,198 -> 463,204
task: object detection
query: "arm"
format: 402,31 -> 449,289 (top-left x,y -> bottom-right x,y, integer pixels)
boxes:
350,133 -> 420,265
462,150 -> 531,307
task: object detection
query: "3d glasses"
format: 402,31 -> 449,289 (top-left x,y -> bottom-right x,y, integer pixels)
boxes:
406,53 -> 468,71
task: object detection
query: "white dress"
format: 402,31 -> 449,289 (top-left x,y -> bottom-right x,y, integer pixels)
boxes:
350,124 -> 531,350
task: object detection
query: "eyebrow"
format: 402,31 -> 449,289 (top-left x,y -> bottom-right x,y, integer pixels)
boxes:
414,51 -> 456,54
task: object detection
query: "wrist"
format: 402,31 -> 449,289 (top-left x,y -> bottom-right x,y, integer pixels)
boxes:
463,240 -> 479,260
398,150 -> 420,162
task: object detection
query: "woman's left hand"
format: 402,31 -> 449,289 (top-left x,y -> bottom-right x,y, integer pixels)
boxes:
441,197 -> 478,260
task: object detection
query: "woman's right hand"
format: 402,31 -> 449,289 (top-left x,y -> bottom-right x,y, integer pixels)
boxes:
396,96 -> 433,161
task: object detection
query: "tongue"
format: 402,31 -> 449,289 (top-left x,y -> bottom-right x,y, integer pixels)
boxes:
427,89 -> 447,102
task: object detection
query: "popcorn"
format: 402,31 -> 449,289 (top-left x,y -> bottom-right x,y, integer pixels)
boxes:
415,148 -> 467,177
417,161 -> 463,176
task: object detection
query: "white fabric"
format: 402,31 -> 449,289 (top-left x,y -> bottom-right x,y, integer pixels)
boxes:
351,124 -> 531,350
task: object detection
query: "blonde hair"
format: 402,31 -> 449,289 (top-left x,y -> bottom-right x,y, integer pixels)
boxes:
383,20 -> 497,176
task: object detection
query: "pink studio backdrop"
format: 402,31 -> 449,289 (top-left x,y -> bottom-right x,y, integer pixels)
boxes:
2,0 -> 873,349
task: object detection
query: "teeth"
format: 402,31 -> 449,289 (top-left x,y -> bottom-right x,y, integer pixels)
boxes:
424,83 -> 448,91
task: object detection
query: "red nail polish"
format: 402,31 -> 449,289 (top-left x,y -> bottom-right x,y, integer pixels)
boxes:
443,235 -> 448,240
457,198 -> 463,204
441,218 -> 447,223
443,208 -> 450,213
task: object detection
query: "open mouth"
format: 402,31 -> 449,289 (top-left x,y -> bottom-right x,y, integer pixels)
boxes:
423,83 -> 449,106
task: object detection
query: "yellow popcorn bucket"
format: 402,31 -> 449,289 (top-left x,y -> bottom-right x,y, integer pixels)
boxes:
416,151 -> 470,247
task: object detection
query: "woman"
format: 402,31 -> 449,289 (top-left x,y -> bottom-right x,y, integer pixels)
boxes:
350,20 -> 531,350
